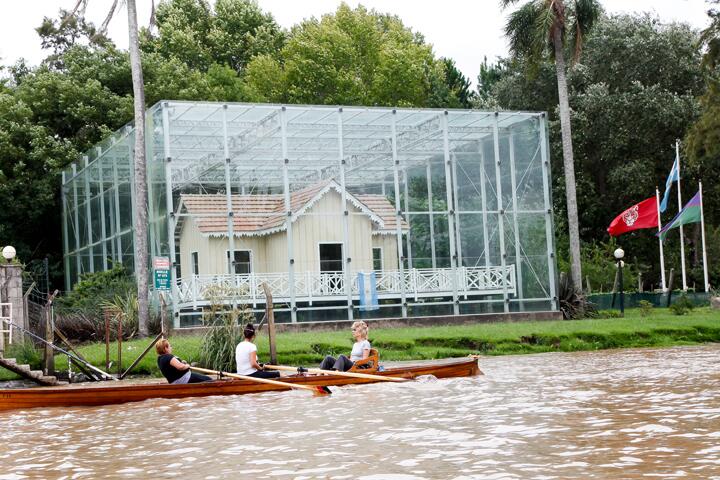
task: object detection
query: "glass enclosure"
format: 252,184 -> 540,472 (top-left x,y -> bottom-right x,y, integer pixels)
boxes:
62,101 -> 558,327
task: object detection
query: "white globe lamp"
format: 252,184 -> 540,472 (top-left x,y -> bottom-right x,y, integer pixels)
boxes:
1,246 -> 16,263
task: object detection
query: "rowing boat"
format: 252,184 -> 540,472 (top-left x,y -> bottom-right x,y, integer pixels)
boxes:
0,358 -> 481,411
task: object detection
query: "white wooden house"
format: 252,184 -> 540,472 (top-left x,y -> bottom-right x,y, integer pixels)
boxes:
177,180 -> 407,277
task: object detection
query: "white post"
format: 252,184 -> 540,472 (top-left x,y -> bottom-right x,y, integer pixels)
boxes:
112,150 -> 123,263
162,103 -> 179,328
699,182 -> 710,292
426,162 -> 437,269
442,111 -> 460,315
493,113 -> 509,312
451,153 -> 462,267
72,163 -> 81,276
97,152 -> 108,270
222,105 -> 237,311
61,172 -> 71,289
539,115 -> 558,310
403,169 -> 413,269
676,140 -> 687,291
84,156 -> 94,273
479,150 -> 490,268
338,108 -> 354,321
391,110 -> 408,317
280,107 -> 297,323
508,133 -> 524,303
655,187 -> 667,292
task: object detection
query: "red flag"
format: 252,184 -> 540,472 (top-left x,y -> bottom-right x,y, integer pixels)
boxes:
607,197 -> 658,237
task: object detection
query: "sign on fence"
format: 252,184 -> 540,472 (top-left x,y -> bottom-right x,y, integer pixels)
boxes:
153,257 -> 171,291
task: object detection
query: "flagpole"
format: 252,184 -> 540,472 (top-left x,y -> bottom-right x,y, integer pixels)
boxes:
676,140 -> 687,291
655,187 -> 667,291
699,181 -> 710,292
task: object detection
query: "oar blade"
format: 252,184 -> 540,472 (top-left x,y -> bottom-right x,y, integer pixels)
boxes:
312,385 -> 332,397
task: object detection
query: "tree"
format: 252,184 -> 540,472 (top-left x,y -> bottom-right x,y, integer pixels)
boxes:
244,4 -> 446,107
125,0 -> 150,337
686,0 -> 720,231
490,14 -> 704,289
502,0 -> 602,290
145,0 -> 285,73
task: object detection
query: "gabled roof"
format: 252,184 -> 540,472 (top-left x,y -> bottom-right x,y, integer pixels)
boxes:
178,180 -> 409,237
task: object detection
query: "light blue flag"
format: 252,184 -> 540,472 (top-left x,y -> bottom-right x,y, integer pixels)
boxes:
358,272 -> 379,311
659,156 -> 679,213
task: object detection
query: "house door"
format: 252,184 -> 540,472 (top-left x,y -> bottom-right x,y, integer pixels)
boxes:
319,243 -> 344,296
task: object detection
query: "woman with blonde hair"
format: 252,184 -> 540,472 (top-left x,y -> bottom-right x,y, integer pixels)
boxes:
155,339 -> 212,384
319,321 -> 371,371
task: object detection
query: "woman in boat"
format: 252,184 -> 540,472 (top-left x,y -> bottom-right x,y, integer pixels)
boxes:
319,321 -> 371,372
236,323 -> 281,379
156,339 -> 212,384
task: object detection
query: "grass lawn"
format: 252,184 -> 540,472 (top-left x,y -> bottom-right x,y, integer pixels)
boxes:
1,307 -> 718,381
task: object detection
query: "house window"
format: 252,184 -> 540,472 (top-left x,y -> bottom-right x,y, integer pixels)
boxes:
319,243 -> 343,272
227,250 -> 252,274
372,247 -> 383,271
191,251 -> 199,275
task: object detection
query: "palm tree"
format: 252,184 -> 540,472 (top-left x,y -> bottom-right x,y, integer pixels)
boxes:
69,0 -> 153,336
125,0 -> 150,337
501,0 -> 601,290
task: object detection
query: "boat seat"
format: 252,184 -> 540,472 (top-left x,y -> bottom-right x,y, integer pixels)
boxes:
349,348 -> 379,373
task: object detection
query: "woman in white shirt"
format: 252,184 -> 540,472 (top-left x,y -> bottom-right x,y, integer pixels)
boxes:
235,323 -> 280,379
319,321 -> 371,371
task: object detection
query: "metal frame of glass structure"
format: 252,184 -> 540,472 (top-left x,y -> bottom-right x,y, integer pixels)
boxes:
61,101 -> 558,327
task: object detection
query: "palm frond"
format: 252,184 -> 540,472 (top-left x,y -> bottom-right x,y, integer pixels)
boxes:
499,0 -> 522,8
534,1 -> 557,56
149,0 -> 157,31
567,0 -> 602,63
505,0 -> 548,62
99,0 -> 121,35
60,0 -> 89,28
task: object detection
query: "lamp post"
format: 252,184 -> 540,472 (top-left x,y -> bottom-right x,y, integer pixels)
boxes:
614,248 -> 625,317
2,246 -> 16,264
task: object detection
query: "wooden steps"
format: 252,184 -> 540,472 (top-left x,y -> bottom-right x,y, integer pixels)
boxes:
0,357 -> 64,386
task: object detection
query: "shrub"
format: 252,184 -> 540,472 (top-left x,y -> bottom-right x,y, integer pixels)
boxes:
670,295 -> 694,316
198,292 -> 253,372
638,300 -> 654,317
558,272 -> 596,319
6,340 -> 43,370
597,309 -> 623,318
56,263 -> 135,317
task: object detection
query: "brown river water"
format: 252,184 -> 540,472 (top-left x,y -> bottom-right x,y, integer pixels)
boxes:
1,345 -> 720,479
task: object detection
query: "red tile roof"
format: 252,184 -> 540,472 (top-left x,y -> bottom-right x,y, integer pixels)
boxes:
179,181 -> 409,237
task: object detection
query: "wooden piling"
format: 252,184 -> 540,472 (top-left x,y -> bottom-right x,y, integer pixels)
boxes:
261,282 -> 277,365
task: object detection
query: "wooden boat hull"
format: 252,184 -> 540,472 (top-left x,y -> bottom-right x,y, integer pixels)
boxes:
0,358 -> 481,411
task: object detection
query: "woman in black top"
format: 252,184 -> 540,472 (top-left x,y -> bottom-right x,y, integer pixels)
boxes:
155,339 -> 211,384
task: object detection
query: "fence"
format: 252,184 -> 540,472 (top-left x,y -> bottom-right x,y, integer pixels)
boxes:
588,292 -> 712,311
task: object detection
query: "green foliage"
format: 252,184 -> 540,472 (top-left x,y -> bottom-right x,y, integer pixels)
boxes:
198,289 -> 253,372
145,0 -> 285,73
101,292 -> 139,339
597,309 -> 623,318
638,300 -> 654,317
57,263 -> 135,313
5,340 -> 43,370
670,295 -> 695,316
558,271 -> 595,319
244,4 -> 448,107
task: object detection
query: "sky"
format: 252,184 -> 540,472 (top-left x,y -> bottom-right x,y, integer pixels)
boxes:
0,0 -> 712,86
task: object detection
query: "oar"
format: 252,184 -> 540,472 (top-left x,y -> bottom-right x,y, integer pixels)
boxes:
190,366 -> 331,396
265,364 -> 409,383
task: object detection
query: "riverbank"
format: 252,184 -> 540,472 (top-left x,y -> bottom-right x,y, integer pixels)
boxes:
1,307 -> 718,380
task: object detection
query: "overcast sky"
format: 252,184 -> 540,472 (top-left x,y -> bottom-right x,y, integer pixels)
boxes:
0,0 -> 711,85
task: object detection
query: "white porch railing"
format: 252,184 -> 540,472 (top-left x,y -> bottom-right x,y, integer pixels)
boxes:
174,266 -> 516,309
0,303 -> 13,347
